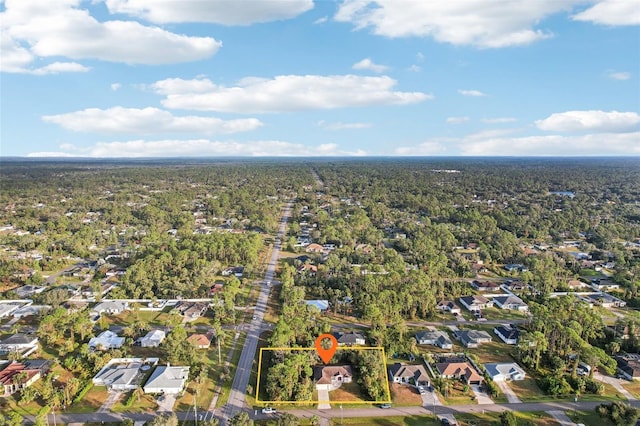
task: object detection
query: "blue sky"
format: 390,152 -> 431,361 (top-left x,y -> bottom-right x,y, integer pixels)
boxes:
1,0 -> 639,157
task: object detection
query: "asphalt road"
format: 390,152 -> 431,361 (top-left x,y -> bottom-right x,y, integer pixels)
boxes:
221,202 -> 292,422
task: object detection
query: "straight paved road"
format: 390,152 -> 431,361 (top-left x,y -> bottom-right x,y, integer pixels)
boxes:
222,202 -> 292,422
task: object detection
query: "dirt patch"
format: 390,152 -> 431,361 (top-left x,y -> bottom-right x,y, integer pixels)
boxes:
390,383 -> 422,405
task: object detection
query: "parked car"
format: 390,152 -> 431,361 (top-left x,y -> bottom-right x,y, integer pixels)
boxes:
379,403 -> 392,409
418,386 -> 426,394
261,407 -> 276,414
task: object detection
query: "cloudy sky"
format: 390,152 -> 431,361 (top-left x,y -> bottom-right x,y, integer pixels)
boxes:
1,0 -> 639,157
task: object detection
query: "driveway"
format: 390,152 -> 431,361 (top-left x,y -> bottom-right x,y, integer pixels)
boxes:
593,372 -> 636,400
547,410 -> 576,425
98,391 -> 123,413
496,381 -> 521,403
471,384 -> 494,404
317,388 -> 331,410
157,394 -> 177,412
421,387 -> 442,407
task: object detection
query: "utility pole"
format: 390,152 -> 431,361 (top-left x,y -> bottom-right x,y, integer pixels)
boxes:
194,392 -> 198,426
218,336 -> 222,364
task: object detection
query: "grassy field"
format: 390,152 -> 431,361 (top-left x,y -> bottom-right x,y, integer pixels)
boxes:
568,409 -> 616,426
325,416 -> 438,426
622,380 -> 640,398
455,411 -> 557,425
389,383 -> 423,406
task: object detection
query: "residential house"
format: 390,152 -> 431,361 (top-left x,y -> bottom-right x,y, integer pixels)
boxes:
210,283 -> 224,295
333,331 -> 366,346
471,280 -> 500,292
415,330 -> 453,349
91,300 -> 129,316
313,365 -> 353,391
0,302 -> 22,319
0,361 -> 41,396
459,295 -> 493,312
455,330 -> 492,348
0,333 -> 39,357
305,243 -> 324,254
567,279 -> 588,290
494,325 -> 520,345
435,362 -> 483,385
582,293 -> 627,308
504,264 -> 528,272
297,264 -> 318,275
484,363 -> 526,382
306,300 -> 329,312
388,363 -> 430,386
187,334 -> 211,349
173,301 -> 208,320
492,295 -> 528,312
143,365 -> 190,394
14,285 -> 46,298
93,358 -> 159,391
139,330 -> 166,348
616,354 -> 640,381
89,330 -> 125,350
437,301 -> 461,314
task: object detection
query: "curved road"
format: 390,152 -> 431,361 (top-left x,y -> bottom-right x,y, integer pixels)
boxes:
221,201 -> 292,422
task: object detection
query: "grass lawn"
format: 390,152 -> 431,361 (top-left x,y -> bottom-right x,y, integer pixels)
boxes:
442,380 -> 477,405
330,381 -> 369,403
622,380 -> 640,398
508,377 -> 545,401
456,411 -> 557,425
389,383 -> 422,406
68,385 -> 109,413
216,331 -> 247,408
567,409 -> 616,426
480,307 -> 529,322
111,391 -> 158,413
325,416 -> 438,426
107,309 -> 171,327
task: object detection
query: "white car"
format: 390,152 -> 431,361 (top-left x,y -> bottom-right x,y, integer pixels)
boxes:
262,407 -> 276,414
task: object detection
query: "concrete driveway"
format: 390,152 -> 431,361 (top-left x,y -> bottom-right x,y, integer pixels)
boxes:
420,387 -> 442,407
471,384 -> 494,404
317,388 -> 331,410
547,410 -> 576,425
496,381 -> 521,403
157,394 -> 177,412
593,372 -> 636,400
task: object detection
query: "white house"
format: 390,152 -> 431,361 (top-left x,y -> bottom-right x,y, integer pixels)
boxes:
93,358 -> 159,391
484,363 -> 526,382
143,365 -> 190,394
0,334 -> 39,356
388,363 -> 430,386
492,295 -> 528,312
415,330 -> 453,349
91,301 -> 129,316
89,330 -> 125,350
305,300 -> 329,312
455,330 -> 492,348
333,331 -> 366,346
437,300 -> 461,314
313,365 -> 353,391
139,330 -> 166,348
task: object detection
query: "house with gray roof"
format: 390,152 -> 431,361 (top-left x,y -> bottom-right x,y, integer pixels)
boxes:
493,295 -> 528,312
388,363 -> 430,386
455,330 -> 492,348
415,330 -> 453,349
143,365 -> 190,394
484,363 -> 526,382
333,331 -> 366,346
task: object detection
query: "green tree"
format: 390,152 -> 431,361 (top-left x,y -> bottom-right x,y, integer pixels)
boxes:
500,410 -> 517,426
229,411 -> 254,426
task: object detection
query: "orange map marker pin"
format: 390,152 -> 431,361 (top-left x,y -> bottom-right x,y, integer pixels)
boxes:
315,333 -> 338,364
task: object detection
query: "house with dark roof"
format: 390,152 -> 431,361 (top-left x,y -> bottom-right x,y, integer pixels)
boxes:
471,280 -> 500,292
494,325 -> 520,345
313,365 -> 353,391
388,363 -> 430,386
437,300 -> 461,314
173,301 -> 208,320
415,330 -> 453,349
333,331 -> 366,346
0,333 -> 38,357
435,362 -> 483,385
616,354 -> 640,381
493,295 -> 528,312
455,330 -> 492,348
459,295 -> 493,312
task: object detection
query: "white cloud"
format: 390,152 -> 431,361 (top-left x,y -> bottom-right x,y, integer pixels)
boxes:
536,110 -> 640,132
395,130 -> 640,156
334,0 -> 580,48
27,139 -> 367,157
446,116 -> 470,124
31,62 -> 91,75
606,70 -> 631,80
314,16 -> 329,24
352,58 -> 389,73
458,89 -> 486,97
42,107 -> 263,135
153,75 -> 432,113
111,83 -> 122,91
482,117 -> 517,123
407,65 -> 421,72
573,0 -> 640,26
317,120 -> 373,130
105,0 -> 314,25
0,0 -> 221,73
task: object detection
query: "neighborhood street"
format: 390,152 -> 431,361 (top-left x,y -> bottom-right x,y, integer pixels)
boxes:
221,202 -> 293,422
